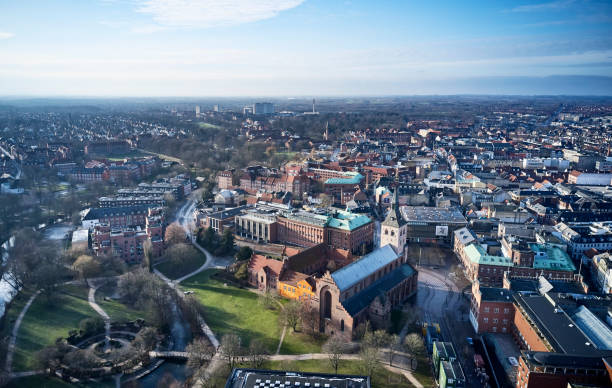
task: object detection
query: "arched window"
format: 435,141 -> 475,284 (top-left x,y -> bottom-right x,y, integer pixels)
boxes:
340,320 -> 345,331
384,229 -> 388,235
323,290 -> 332,319
391,231 -> 395,236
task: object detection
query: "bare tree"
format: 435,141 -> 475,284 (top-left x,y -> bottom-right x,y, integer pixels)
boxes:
281,300 -> 302,332
300,301 -> 318,336
142,239 -> 153,272
186,337 -> 215,372
324,335 -> 346,374
72,255 -> 101,286
164,222 -> 186,246
247,339 -> 269,368
388,334 -> 401,366
359,344 -> 379,377
258,289 -> 279,310
404,333 -> 424,357
220,333 -> 242,370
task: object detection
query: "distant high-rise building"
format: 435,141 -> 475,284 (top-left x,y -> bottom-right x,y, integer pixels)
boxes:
195,105 -> 200,118
213,104 -> 220,112
253,102 -> 274,115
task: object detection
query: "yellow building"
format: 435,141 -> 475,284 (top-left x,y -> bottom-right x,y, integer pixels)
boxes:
278,271 -> 315,301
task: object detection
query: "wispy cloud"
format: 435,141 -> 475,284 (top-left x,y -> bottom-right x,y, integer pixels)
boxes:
509,0 -> 576,13
135,0 -> 305,28
0,32 -> 15,40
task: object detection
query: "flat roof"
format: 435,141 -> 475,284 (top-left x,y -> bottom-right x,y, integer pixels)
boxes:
529,243 -> 576,272
401,206 -> 467,224
225,369 -> 370,388
514,293 -> 598,355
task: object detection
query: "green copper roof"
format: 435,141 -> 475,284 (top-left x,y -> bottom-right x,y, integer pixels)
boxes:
325,172 -> 364,185
529,243 -> 576,271
464,243 -> 513,266
327,210 -> 372,231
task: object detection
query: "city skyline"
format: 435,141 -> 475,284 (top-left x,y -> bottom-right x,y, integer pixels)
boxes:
1,0 -> 611,96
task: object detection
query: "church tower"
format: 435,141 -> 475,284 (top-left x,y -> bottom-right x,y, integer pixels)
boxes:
380,189 -> 407,256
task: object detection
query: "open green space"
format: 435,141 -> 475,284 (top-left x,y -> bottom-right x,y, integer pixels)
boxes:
262,359 -> 412,388
181,269 -> 282,353
182,269 -> 324,355
0,289 -> 34,367
95,280 -> 148,323
154,250 -> 206,280
12,284 -> 97,372
280,330 -> 327,355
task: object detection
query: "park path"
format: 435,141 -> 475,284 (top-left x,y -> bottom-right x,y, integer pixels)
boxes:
88,283 -> 111,350
275,325 -> 287,355
4,290 -> 41,374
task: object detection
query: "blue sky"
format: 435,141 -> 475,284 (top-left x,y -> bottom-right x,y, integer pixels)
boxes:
0,0 -> 611,96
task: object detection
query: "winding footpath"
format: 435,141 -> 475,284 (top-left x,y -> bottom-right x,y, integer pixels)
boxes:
4,290 -> 41,375
88,283 -> 111,350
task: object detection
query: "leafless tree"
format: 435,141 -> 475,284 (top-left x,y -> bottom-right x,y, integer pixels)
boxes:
186,337 -> 215,372
281,300 -> 302,332
164,222 -> 186,245
324,335 -> 346,374
220,333 -> 242,370
247,339 -> 269,368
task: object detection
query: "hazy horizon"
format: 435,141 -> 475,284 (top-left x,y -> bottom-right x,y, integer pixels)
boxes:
1,0 -> 611,96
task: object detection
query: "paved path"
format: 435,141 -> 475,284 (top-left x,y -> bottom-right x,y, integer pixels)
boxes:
275,325 -> 287,355
88,283 -> 111,350
4,289 -> 41,374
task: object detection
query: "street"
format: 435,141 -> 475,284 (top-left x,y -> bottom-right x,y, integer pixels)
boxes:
414,250 -> 480,388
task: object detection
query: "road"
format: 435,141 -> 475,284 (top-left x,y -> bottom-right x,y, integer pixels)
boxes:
415,264 -> 479,387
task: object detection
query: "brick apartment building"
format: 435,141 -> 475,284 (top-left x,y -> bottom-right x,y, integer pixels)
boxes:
91,207 -> 164,262
277,210 -> 373,255
216,169 -> 234,190
455,230 -> 576,286
469,282 -> 514,334
82,205 -> 156,229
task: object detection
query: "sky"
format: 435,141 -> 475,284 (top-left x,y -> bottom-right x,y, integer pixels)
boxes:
0,0 -> 611,96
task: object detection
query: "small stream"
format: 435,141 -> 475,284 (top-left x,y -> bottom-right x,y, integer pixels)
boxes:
137,302 -> 192,387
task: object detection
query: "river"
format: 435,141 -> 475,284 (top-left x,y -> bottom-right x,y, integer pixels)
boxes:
136,300 -> 192,387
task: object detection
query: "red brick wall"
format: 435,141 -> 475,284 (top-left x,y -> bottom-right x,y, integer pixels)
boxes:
513,309 -> 549,352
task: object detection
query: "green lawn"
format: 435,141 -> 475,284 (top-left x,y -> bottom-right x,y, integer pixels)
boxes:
154,251 -> 206,280
280,330 -> 327,354
181,269 -> 282,353
95,280 -> 148,323
12,284 -> 97,372
0,289 -> 34,367
262,359 -> 412,388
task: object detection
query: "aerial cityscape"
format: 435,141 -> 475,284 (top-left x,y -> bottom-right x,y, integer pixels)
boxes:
1,1 -> 612,388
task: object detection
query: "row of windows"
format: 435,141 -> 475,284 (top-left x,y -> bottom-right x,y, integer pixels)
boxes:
483,307 -> 511,314
482,317 -> 509,324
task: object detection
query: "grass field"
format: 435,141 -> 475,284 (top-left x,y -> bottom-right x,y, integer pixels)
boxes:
12,284 -> 97,372
181,269 -> 282,353
262,359 -> 413,388
181,269 -> 324,355
154,250 -> 206,280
